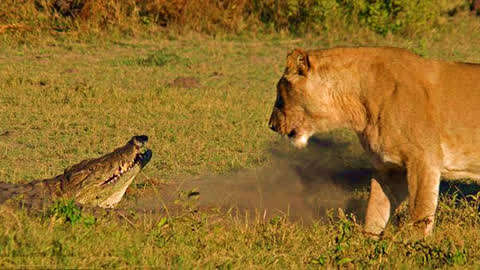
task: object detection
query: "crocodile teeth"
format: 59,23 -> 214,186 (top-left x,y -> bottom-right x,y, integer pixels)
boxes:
100,150 -> 148,186
101,161 -> 136,186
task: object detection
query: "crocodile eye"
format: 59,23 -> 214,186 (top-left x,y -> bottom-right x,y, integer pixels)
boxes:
132,135 -> 148,148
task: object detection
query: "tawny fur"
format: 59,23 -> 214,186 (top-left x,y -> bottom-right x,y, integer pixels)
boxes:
268,47 -> 480,236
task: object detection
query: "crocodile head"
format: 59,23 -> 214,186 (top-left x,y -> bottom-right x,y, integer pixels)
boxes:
61,135 -> 152,208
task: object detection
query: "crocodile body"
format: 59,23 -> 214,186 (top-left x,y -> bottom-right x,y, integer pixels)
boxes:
0,135 -> 152,209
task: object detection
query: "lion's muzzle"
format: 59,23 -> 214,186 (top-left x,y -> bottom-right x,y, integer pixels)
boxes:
268,107 -> 285,134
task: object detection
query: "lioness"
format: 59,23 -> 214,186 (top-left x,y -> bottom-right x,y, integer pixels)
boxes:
268,47 -> 480,236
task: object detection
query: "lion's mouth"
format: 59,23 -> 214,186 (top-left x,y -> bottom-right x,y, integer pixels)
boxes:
100,149 -> 152,186
287,129 -> 313,149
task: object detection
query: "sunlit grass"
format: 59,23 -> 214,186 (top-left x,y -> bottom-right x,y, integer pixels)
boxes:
1,20 -> 480,267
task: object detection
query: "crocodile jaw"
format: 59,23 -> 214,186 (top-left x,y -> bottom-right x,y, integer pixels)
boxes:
98,174 -> 136,208
63,135 -> 152,208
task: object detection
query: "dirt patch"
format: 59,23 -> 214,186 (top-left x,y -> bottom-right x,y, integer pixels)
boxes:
0,130 -> 12,138
169,76 -> 201,89
122,136 -> 373,224
62,68 -> 79,74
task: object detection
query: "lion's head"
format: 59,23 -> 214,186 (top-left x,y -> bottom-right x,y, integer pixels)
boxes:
268,48 -> 363,148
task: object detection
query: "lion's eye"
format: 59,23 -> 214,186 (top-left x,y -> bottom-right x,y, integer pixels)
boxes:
275,94 -> 285,109
275,77 -> 294,109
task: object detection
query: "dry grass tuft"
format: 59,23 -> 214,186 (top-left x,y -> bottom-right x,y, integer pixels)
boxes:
0,24 -> 30,34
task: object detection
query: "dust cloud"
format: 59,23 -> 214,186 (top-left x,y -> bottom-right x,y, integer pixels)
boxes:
127,134 -> 374,224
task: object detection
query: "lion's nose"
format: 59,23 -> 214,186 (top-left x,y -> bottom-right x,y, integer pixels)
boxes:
269,123 -> 278,132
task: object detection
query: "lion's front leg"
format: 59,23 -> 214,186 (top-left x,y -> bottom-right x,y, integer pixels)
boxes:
406,160 -> 441,236
364,169 -> 408,237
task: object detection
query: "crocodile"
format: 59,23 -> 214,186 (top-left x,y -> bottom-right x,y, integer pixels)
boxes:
0,135 -> 152,209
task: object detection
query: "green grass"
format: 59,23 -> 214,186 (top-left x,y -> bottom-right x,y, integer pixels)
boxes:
2,17 -> 480,268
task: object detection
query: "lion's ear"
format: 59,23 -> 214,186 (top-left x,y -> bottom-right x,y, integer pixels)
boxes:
286,48 -> 310,76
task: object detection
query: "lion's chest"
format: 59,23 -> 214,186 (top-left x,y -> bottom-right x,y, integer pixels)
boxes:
357,132 -> 404,169
368,150 -> 404,170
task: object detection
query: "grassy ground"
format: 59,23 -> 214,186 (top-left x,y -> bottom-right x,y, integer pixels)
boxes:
2,16 -> 480,268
